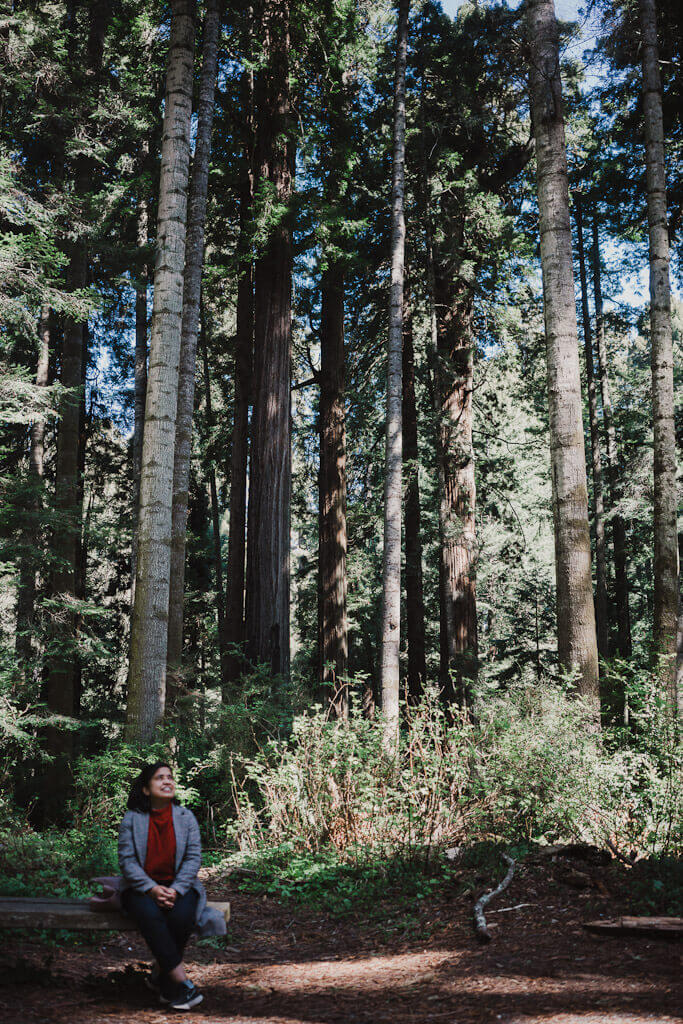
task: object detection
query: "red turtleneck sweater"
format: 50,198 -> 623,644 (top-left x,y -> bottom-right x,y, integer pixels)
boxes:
144,803 -> 176,886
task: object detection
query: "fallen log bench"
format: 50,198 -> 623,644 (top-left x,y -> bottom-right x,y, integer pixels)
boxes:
0,896 -> 230,931
584,916 -> 683,939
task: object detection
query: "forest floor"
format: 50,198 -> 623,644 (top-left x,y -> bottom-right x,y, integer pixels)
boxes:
0,853 -> 680,1024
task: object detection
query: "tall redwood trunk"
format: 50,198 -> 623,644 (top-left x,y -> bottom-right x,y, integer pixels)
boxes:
380,0 -> 410,748
402,282 -> 426,704
224,59 -> 255,686
167,0 -> 221,697
318,260 -> 348,717
15,306 -> 50,669
432,279 -> 478,707
527,0 -> 599,702
126,0 -> 196,743
638,0 -> 679,709
245,0 -> 293,678
591,220 -> 632,661
575,198 -> 609,665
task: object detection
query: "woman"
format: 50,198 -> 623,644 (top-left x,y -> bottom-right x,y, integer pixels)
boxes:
118,761 -> 225,1011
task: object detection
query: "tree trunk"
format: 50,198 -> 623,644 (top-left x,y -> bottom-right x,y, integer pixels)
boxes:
574,198 -> 609,665
591,219 -> 632,661
126,0 -> 196,744
15,305 -> 50,669
638,0 -> 679,709
318,260 -> 349,717
131,142 -> 150,596
224,58 -> 254,686
527,0 -> 599,702
432,280 -> 478,707
245,0 -> 293,679
380,0 -> 409,749
402,281 -> 426,704
200,318 -> 227,677
167,0 -> 220,699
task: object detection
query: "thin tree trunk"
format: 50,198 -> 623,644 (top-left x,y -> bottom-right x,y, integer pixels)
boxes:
318,259 -> 349,718
591,220 -> 632,661
131,142 -> 150,596
126,0 -> 196,743
200,319 -> 227,675
402,281 -> 426,704
380,0 -> 409,749
167,0 -> 221,698
245,0 -> 293,679
638,0 -> 679,709
527,0 -> 599,703
224,56 -> 254,686
575,198 -> 609,664
15,306 -> 50,668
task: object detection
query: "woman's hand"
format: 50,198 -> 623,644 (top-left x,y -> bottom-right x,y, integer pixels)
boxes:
150,885 -> 177,909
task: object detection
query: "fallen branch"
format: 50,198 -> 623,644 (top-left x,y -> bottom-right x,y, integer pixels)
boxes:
473,853 -> 516,943
584,916 -> 683,938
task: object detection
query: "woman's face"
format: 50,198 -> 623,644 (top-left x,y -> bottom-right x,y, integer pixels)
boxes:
143,765 -> 176,803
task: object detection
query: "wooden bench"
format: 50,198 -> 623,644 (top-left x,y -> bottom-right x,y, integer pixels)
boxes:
0,896 -> 230,931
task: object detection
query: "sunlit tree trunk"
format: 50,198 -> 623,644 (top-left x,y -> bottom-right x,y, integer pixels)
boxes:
527,0 -> 599,702
432,280 -> 478,707
402,282 -> 426,704
131,143 -> 150,597
380,0 -> 409,749
638,0 -> 679,710
225,56 -> 255,687
126,0 -> 196,743
200,318 -> 227,673
245,0 -> 293,678
318,260 -> 349,717
591,220 -> 632,661
574,198 -> 609,665
167,0 -> 220,698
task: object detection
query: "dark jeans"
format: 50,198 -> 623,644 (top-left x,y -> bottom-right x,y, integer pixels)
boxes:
121,887 -> 199,973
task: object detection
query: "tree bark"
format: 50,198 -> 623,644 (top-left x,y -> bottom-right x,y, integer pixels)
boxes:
574,198 -> 609,665
638,0 -> 679,709
15,306 -> 50,669
318,260 -> 349,717
224,56 -> 255,686
245,0 -> 293,679
131,142 -> 150,597
527,0 -> 599,702
402,282 -> 426,704
591,220 -> 632,661
200,317 -> 227,677
380,0 -> 409,749
432,278 -> 478,707
126,0 -> 196,743
167,0 -> 221,698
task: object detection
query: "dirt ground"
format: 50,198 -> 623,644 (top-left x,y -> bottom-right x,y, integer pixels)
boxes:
0,857 -> 680,1024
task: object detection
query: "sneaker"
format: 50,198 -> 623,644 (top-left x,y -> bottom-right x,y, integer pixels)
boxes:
160,978 -> 204,1011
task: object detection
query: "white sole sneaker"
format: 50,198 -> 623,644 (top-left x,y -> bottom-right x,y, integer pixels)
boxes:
160,990 -> 204,1010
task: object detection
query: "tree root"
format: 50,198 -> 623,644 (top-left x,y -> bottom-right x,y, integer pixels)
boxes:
473,853 -> 516,943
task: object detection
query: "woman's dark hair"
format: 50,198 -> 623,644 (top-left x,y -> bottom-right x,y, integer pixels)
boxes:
127,761 -> 181,812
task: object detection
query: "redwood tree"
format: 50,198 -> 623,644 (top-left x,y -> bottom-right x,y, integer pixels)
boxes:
527,0 -> 599,701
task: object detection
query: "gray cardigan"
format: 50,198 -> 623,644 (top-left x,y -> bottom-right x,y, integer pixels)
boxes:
118,805 -> 226,938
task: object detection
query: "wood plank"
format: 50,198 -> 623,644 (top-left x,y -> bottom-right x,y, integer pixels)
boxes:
0,897 -> 230,930
584,916 -> 683,938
